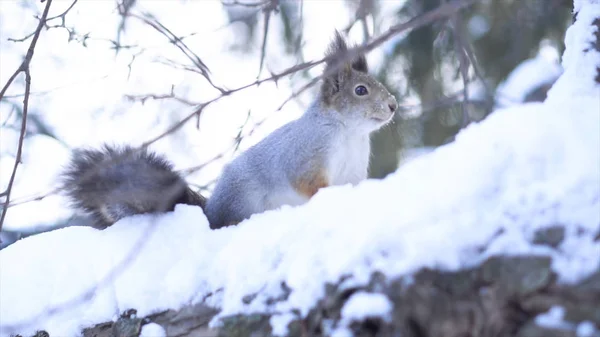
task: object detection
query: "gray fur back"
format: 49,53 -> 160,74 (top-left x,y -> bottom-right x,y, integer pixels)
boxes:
205,104 -> 345,228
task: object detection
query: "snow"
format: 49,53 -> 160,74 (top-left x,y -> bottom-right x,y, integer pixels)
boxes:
535,307 -> 600,336
577,321 -> 598,337
328,292 -> 393,337
1,1 -> 600,337
467,15 -> 490,39
270,312 -> 299,336
340,292 -> 392,322
140,323 -> 166,337
547,0 -> 600,102
331,327 -> 354,337
495,53 -> 563,107
535,306 -> 570,329
321,292 -> 393,337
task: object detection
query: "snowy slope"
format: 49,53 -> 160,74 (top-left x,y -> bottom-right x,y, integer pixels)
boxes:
1,2 -> 599,337
495,53 -> 563,107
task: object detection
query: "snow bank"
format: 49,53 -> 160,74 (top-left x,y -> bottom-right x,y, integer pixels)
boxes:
495,53 -> 562,107
1,2 -> 599,337
536,306 -> 600,336
329,292 -> 393,337
547,0 -> 600,103
340,292 -> 392,322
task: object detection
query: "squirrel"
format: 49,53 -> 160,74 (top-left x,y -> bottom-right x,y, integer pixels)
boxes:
61,32 -> 398,229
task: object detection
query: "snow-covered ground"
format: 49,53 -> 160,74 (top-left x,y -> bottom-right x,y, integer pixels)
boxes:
332,292 -> 393,337
495,47 -> 563,107
1,1 -> 599,336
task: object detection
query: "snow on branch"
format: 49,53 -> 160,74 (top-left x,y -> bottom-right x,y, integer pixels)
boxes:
546,0 -> 600,101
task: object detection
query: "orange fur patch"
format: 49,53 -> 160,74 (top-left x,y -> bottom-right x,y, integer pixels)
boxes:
98,204 -> 117,225
293,169 -> 329,198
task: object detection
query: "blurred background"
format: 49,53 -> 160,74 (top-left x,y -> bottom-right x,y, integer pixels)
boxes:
0,0 -> 573,247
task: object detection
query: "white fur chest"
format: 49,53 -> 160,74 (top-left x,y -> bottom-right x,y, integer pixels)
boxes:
326,132 -> 370,186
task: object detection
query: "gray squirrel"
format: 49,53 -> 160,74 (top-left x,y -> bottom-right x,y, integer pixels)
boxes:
61,32 -> 398,229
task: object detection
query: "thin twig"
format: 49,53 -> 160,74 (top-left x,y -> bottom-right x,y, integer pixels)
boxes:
0,68 -> 23,102
7,0 -> 78,43
127,12 -> 223,93
125,88 -> 201,106
458,24 -> 492,103
4,189 -> 59,209
46,0 -> 78,22
362,0 -> 477,55
221,0 -> 270,8
257,0 -> 279,77
450,12 -> 471,127
1,103 -> 17,126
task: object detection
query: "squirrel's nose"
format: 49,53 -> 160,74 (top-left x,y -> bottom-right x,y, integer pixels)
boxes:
388,101 -> 397,113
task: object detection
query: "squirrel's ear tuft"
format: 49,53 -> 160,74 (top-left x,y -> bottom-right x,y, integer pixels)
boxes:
351,53 -> 368,73
324,31 -> 368,74
322,31 -> 369,104
324,31 -> 349,75
326,31 -> 349,60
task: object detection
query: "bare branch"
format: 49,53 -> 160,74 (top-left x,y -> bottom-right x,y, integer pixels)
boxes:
343,0 -> 374,40
126,12 -> 224,93
7,31 -> 37,43
0,0 -> 54,233
3,189 -> 59,209
114,0 -> 137,51
45,0 -> 78,23
447,2 -> 493,124
363,0 -> 477,55
221,0 -> 271,8
125,87 -> 202,106
257,0 -> 279,77
449,12 -> 471,127
0,66 -> 23,102
7,0 -> 79,43
457,22 -> 492,102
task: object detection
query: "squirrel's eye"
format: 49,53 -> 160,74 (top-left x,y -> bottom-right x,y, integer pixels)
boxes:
354,85 -> 368,96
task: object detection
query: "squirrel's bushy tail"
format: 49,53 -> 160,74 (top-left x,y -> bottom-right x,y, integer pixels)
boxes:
61,145 -> 206,228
